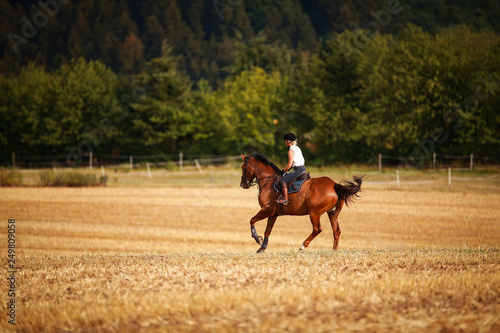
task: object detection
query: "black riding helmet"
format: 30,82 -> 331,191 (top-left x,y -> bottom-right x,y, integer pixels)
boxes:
283,132 -> 296,141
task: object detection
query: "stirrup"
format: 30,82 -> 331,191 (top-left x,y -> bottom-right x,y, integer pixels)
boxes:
276,198 -> 289,205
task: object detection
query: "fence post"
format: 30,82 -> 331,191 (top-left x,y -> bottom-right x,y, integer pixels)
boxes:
89,151 -> 93,170
147,162 -> 152,179
470,153 -> 473,171
378,153 -> 382,173
433,153 -> 436,171
101,165 -> 106,176
12,152 -> 15,168
448,168 -> 451,191
396,169 -> 400,188
194,159 -> 203,174
179,152 -> 183,171
130,155 -> 133,170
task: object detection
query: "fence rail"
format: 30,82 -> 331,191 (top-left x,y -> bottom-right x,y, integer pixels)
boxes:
5,152 -> 500,170
378,152 -> 500,171
7,153 -> 243,170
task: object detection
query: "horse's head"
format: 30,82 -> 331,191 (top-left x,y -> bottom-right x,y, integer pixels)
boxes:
240,154 -> 256,189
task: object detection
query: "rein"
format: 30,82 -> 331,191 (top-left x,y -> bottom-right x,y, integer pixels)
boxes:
256,175 -> 277,190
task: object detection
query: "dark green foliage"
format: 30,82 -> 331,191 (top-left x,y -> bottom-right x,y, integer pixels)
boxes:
0,58 -> 119,161
1,1 -> 500,166
1,0 -> 499,82
290,25 -> 500,164
130,41 -> 197,154
201,66 -> 285,156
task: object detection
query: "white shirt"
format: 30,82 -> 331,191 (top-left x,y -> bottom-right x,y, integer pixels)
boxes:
290,145 -> 305,167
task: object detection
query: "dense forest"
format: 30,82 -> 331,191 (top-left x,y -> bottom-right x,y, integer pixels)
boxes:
1,0 -> 499,166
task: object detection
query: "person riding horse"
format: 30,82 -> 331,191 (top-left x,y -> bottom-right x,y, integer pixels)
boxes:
277,132 -> 306,205
240,152 -> 363,252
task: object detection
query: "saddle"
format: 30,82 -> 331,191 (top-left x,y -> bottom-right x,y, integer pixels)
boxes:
273,172 -> 311,195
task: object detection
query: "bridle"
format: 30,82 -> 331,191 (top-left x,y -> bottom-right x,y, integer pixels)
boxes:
241,159 -> 257,188
241,158 -> 277,189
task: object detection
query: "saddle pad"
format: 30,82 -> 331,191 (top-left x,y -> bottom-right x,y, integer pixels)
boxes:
274,178 -> 309,195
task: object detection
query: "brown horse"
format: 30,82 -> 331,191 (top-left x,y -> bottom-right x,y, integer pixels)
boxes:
240,153 -> 363,253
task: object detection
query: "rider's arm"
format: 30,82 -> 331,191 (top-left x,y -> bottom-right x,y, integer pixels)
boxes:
284,149 -> 295,171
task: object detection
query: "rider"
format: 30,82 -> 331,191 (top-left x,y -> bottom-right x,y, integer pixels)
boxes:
277,132 -> 306,205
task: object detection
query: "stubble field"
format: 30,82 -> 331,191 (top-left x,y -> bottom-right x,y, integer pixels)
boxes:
1,169 -> 500,332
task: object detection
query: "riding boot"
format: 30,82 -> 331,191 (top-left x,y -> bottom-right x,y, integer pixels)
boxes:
277,185 -> 289,205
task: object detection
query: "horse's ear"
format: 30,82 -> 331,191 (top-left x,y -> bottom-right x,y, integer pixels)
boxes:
241,153 -> 246,161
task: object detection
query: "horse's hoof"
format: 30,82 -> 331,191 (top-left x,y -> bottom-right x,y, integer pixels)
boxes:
298,245 -> 305,252
256,248 -> 266,254
254,236 -> 263,245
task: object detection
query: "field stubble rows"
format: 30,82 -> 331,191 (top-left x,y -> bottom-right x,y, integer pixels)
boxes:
1,183 -> 500,332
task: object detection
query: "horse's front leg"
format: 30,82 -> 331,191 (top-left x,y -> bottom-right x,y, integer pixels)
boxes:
250,209 -> 270,246
257,215 -> 278,253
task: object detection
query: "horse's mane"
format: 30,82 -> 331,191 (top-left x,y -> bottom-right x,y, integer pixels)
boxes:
249,153 -> 281,174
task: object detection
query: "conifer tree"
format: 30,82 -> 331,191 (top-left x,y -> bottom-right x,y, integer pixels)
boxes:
131,41 -> 196,153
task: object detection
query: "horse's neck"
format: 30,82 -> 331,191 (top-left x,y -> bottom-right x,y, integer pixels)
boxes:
254,164 -> 276,179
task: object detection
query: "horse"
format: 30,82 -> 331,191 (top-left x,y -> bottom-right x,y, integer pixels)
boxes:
240,153 -> 363,253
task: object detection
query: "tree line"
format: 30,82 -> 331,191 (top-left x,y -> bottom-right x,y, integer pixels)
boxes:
1,25 -> 499,166
2,0 -> 500,84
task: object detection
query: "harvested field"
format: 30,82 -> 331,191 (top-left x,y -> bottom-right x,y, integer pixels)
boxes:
1,180 -> 500,332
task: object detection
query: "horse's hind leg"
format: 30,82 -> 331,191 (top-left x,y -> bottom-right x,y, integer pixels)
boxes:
328,199 -> 344,251
299,212 -> 322,251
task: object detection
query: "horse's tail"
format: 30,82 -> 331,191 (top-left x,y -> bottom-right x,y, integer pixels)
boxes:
334,175 -> 365,207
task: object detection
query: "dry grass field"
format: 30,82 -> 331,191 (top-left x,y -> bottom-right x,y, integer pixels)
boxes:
1,169 -> 500,332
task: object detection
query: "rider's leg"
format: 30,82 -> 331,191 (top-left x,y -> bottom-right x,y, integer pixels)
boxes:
276,167 -> 306,205
276,180 -> 289,205
280,184 -> 289,204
